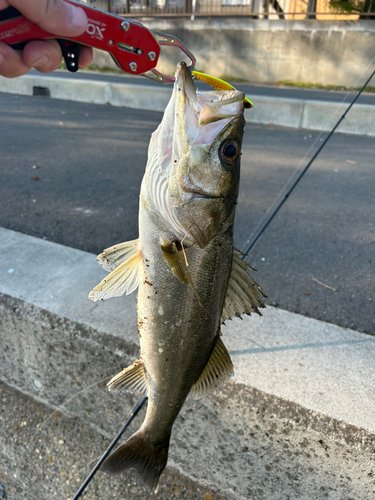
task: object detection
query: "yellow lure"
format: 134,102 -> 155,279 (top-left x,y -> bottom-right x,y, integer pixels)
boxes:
192,71 -> 253,109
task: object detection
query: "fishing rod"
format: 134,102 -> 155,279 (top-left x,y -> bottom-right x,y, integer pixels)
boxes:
70,69 -> 374,498
71,397 -> 147,500
241,67 -> 375,257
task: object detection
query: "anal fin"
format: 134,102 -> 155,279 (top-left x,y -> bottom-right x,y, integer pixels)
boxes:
108,358 -> 148,395
89,239 -> 142,302
190,334 -> 233,398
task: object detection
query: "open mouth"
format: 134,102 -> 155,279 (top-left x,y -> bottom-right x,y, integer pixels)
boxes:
189,191 -> 223,200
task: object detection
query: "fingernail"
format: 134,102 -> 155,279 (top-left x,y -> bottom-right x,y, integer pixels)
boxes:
32,55 -> 49,68
70,6 -> 87,28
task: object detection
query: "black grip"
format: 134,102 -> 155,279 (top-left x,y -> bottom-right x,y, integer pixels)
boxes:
8,41 -> 28,50
0,5 -> 22,22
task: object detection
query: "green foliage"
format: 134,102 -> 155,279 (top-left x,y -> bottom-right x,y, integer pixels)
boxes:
328,0 -> 375,14
275,79 -> 375,93
85,63 -> 123,73
86,63 -> 122,73
57,61 -> 121,73
220,74 -> 248,83
356,86 -> 375,93
329,0 -> 356,12
276,80 -> 346,90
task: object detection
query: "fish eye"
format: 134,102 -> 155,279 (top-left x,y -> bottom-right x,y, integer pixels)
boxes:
220,140 -> 239,163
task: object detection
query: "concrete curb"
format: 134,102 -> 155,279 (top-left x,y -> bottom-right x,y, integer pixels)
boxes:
1,74 -> 375,136
1,227 -> 375,498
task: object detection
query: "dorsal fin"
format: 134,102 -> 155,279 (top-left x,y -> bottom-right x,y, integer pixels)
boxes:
107,358 -> 148,395
89,239 -> 142,301
190,334 -> 233,398
221,248 -> 266,323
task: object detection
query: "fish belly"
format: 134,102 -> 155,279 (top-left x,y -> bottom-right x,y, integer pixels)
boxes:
137,201 -> 233,438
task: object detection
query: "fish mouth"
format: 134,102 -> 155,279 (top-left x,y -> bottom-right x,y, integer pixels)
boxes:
175,61 -> 196,107
173,62 -> 245,151
173,62 -> 199,153
189,192 -> 223,200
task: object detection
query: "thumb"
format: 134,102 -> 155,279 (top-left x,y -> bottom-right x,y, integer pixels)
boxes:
6,0 -> 88,37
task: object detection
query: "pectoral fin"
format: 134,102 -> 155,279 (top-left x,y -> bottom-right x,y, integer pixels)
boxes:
221,249 -> 266,323
161,241 -> 190,285
89,239 -> 142,301
161,241 -> 201,305
107,358 -> 148,395
190,334 -> 233,398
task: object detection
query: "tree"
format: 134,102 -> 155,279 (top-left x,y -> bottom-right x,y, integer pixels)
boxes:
329,0 -> 375,18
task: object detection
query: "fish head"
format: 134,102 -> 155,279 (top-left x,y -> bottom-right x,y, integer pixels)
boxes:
145,62 -> 245,248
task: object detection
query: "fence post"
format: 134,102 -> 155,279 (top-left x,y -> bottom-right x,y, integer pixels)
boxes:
185,0 -> 193,14
306,0 -> 316,18
262,0 -> 268,18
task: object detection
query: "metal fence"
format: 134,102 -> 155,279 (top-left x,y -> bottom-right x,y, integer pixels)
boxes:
86,0 -> 375,18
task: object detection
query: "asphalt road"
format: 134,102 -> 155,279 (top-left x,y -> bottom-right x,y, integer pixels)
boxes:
0,93 -> 374,334
29,68 -> 375,106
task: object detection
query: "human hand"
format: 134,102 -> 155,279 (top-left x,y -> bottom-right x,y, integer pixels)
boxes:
0,0 -> 93,77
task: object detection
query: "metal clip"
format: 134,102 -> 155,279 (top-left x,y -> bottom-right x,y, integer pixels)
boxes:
142,31 -> 196,84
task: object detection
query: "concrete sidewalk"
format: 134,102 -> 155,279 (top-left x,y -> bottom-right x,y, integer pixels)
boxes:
1,227 -> 374,498
1,226 -> 374,431
24,69 -> 375,106
1,73 -> 375,136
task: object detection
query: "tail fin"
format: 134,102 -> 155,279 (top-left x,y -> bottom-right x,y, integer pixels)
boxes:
101,430 -> 170,493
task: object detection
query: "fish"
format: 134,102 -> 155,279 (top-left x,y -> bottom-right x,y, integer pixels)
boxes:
89,61 -> 266,493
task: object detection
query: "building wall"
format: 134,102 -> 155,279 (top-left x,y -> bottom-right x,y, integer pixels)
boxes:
93,19 -> 375,86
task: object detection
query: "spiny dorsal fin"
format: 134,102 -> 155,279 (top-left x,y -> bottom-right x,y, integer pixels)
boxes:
107,358 -> 148,395
190,334 -> 233,398
161,241 -> 202,306
221,248 -> 267,323
89,239 -> 142,301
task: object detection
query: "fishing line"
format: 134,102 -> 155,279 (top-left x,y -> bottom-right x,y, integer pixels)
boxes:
71,396 -> 147,500
240,56 -> 375,255
7,374 -> 115,500
32,374 -> 113,440
241,65 -> 375,257
2,374 -> 115,500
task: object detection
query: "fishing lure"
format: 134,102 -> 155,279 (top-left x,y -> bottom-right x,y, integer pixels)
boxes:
193,71 -> 254,109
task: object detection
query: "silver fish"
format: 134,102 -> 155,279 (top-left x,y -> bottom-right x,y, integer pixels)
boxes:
89,62 -> 265,492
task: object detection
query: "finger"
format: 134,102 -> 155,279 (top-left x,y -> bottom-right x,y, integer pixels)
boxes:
0,41 -> 29,77
24,40 -> 93,71
28,41 -> 93,72
22,39 -> 63,73
78,46 -> 93,68
3,0 -> 88,37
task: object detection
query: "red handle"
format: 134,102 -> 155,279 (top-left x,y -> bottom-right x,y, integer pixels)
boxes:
0,0 -> 160,75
